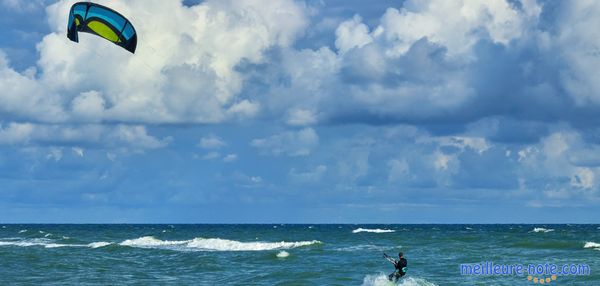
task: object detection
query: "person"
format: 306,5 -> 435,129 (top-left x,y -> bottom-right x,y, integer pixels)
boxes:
384,252 -> 407,282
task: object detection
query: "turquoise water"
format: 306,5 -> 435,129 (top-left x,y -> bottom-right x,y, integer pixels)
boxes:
0,224 -> 598,285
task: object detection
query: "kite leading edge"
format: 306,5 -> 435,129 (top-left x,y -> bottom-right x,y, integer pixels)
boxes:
67,2 -> 137,53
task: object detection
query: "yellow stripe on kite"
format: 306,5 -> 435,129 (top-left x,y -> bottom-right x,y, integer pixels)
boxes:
87,20 -> 121,43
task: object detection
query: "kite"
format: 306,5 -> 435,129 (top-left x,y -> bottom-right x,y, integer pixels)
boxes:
67,2 -> 137,53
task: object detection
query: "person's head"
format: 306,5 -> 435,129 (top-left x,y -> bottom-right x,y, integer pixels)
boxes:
398,252 -> 404,258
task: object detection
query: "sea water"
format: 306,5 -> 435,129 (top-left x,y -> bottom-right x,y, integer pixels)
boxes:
0,224 -> 598,285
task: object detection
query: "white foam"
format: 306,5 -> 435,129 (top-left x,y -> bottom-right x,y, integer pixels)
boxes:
0,238 -> 78,248
531,228 -> 554,233
362,274 -> 437,286
120,236 -> 185,247
465,227 -> 473,230
44,233 -> 52,237
353,228 -> 395,233
0,238 -> 112,249
88,241 -> 111,248
119,236 -> 321,251
18,230 -> 27,233
45,243 -> 72,248
584,242 -> 600,249
276,250 -> 290,258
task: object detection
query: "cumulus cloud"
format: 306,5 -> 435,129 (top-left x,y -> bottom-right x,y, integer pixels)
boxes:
31,0 -> 309,125
557,1 -> 600,106
335,15 -> 372,54
251,127 -> 319,156
0,122 -> 170,150
4,0 -> 600,215
250,0 -> 549,128
285,109 -> 318,126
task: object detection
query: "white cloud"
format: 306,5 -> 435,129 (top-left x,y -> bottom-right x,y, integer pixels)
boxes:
46,147 -> 63,161
109,125 -> 172,150
201,151 -> 220,160
223,153 -> 237,162
72,147 -> 84,157
31,0 -> 309,125
0,122 -> 35,144
0,52 -> 66,123
198,135 -> 226,149
70,91 -> 106,122
420,136 -> 490,154
285,109 -> 318,126
557,1 -> 600,106
335,15 -> 373,54
387,159 -> 410,182
251,128 -> 319,156
337,149 -> 370,183
433,152 -> 452,171
0,122 -> 170,151
373,0 -> 534,57
289,165 -> 327,183
515,130 -> 600,198
232,171 -> 263,188
571,168 -> 594,190
1,0 -> 46,11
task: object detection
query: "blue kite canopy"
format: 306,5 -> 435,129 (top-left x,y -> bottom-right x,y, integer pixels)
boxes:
67,2 -> 137,53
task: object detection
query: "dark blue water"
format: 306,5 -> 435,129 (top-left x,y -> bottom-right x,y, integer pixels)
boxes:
0,224 -> 598,285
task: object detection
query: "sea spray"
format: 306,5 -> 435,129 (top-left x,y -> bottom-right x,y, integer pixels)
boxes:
276,251 -> 290,258
362,274 -> 438,286
531,228 -> 554,233
353,228 -> 395,234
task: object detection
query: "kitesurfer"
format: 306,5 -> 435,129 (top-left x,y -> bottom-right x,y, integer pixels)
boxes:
384,252 -> 407,282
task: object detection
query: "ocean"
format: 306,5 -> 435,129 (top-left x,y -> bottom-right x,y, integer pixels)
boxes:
0,224 -> 598,285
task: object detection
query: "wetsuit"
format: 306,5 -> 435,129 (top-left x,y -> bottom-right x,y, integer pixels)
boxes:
388,257 -> 407,281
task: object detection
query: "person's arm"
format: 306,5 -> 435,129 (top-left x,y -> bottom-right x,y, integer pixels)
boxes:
387,257 -> 398,266
383,253 -> 398,266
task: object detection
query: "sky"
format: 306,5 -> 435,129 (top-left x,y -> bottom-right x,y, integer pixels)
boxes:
0,0 -> 599,223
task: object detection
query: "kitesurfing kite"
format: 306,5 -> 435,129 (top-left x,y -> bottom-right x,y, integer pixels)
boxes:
67,2 -> 137,53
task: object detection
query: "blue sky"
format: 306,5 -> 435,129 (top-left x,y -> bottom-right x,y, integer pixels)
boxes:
1,0 -> 599,223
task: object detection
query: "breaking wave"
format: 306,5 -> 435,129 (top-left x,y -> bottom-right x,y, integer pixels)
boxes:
362,274 -> 437,286
531,228 -> 554,233
353,228 -> 395,234
584,242 -> 600,250
119,236 -> 321,251
0,238 -> 112,249
88,241 -> 112,248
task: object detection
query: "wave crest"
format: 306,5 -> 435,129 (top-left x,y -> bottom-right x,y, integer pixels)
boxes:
119,236 -> 321,251
0,238 -> 112,249
531,228 -> 554,233
584,241 -> 600,249
353,228 -> 395,234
